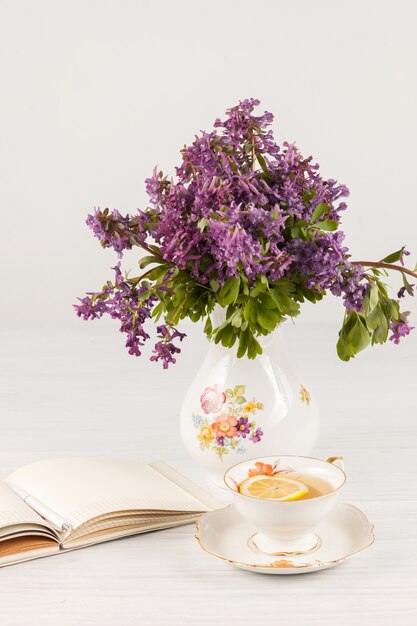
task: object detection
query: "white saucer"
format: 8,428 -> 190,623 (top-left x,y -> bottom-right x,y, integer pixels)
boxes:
195,502 -> 375,575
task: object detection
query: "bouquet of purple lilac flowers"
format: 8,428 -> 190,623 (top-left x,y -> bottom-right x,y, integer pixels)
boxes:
75,99 -> 416,368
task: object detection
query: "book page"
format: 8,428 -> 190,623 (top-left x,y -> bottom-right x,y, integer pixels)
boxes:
6,458 -> 221,530
0,481 -> 52,530
150,462 -> 222,511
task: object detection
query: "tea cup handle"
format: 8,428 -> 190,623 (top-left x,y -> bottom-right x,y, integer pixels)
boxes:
326,456 -> 344,470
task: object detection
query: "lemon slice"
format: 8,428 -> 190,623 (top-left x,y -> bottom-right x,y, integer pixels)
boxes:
239,475 -> 308,501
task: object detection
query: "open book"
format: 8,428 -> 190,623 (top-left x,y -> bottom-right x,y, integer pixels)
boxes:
0,458 -> 222,567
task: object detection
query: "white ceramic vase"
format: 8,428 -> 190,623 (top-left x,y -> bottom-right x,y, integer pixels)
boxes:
180,309 -> 320,482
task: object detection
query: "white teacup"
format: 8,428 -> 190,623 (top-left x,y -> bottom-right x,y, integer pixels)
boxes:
224,455 -> 345,555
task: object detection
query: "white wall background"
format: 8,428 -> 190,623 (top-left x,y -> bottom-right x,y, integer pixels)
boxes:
1,0 -> 416,333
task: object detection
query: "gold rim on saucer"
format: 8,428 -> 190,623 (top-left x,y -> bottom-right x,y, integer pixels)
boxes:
194,503 -> 375,571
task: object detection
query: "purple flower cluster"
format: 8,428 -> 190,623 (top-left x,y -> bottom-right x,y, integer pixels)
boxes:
86,99 -> 364,301
150,325 -> 186,369
389,319 -> 414,344
76,98 -> 414,364
86,208 -> 146,258
74,265 -> 185,367
142,99 -> 364,305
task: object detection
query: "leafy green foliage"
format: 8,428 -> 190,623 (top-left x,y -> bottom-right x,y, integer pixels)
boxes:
336,276 -> 401,361
135,244 -> 414,363
136,253 -> 307,359
380,248 -> 406,264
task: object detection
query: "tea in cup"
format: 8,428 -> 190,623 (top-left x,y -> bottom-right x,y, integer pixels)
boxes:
224,455 -> 345,555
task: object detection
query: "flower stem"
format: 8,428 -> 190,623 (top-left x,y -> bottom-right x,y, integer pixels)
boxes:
138,241 -> 164,259
352,261 -> 417,280
134,266 -> 161,283
251,127 -> 256,172
167,293 -> 192,326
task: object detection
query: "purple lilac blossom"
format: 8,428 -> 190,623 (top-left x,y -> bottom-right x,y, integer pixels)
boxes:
84,99 -> 365,299
398,284 -> 414,298
150,325 -> 186,369
74,266 -> 185,363
136,99 -> 364,302
86,208 -> 146,257
400,247 -> 410,267
77,99 -> 414,363
389,320 -> 414,344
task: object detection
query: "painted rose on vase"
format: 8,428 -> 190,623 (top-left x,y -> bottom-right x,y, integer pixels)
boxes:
192,384 -> 264,460
200,385 -> 226,414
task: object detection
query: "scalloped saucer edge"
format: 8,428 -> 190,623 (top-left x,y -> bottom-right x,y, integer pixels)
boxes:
195,502 -> 375,575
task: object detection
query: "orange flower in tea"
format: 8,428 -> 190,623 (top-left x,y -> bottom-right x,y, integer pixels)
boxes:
248,461 -> 277,477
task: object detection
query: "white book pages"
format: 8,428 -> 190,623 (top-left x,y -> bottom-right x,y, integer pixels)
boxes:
0,482 -> 50,529
6,458 -> 222,530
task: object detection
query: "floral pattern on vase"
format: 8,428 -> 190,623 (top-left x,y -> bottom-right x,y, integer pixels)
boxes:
300,385 -> 311,406
192,384 -> 264,460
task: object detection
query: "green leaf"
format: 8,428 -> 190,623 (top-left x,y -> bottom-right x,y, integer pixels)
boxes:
363,284 -> 379,313
220,324 -> 236,348
269,289 -> 300,317
151,301 -> 164,320
139,255 -> 163,269
144,265 -> 170,281
297,285 -> 323,303
249,277 -> 268,297
258,292 -> 279,310
302,188 -> 317,204
230,309 -> 243,328
236,396 -> 246,405
257,305 -> 279,332
256,152 -> 268,173
246,299 -> 258,323
380,249 -> 404,264
197,218 -> 208,232
237,329 -> 250,358
337,311 -> 362,361
234,385 -> 245,396
402,273 -> 415,296
218,277 -> 240,306
312,220 -> 338,232
210,278 -> 220,292
247,335 -> 263,359
336,334 -> 353,361
381,297 -> 400,322
348,317 -> 371,354
270,278 -> 295,295
203,317 -> 213,336
290,220 -> 308,239
365,305 -> 383,331
372,313 -> 389,344
309,202 -> 329,224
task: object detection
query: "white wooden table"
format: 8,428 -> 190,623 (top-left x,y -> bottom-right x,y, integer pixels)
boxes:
1,322 -> 416,626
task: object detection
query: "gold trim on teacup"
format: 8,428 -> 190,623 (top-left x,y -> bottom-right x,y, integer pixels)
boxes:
326,456 -> 344,465
223,454 -> 347,502
194,503 -> 375,571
